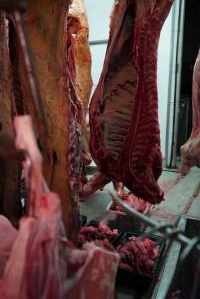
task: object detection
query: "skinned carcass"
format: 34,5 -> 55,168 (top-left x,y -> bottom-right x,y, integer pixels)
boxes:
0,115 -> 119,299
22,0 -> 81,239
67,0 -> 93,166
0,0 -> 82,238
180,49 -> 200,175
81,0 -> 174,204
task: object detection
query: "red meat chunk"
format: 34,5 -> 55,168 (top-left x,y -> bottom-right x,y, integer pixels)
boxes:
117,236 -> 160,276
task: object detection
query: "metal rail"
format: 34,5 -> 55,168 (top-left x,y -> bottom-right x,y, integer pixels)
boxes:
109,191 -> 200,262
89,39 -> 108,46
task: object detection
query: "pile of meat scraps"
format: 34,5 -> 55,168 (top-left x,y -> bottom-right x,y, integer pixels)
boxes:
110,192 -> 152,214
0,116 -> 119,299
78,222 -> 119,251
78,221 -> 160,277
117,236 -> 160,276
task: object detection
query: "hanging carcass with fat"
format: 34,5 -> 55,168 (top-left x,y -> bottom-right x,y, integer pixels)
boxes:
81,0 -> 174,204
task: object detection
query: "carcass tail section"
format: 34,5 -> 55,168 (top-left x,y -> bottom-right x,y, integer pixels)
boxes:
122,146 -> 164,204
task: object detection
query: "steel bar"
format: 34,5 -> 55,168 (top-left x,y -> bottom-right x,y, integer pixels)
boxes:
109,191 -> 200,260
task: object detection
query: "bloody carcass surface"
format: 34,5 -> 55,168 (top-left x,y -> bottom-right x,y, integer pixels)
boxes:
82,0 -> 174,204
180,49 -> 200,175
24,0 -> 81,239
0,115 -> 119,299
1,0 -> 83,238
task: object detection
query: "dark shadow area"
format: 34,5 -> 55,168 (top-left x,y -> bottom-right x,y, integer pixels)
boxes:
177,0 -> 200,156
166,217 -> 200,299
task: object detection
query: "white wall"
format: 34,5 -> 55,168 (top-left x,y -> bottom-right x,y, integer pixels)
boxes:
90,44 -> 107,92
158,10 -> 173,155
85,0 -> 174,157
84,0 -> 114,41
84,0 -> 114,92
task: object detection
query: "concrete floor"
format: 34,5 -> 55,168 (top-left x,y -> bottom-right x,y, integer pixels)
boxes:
80,166 -> 200,298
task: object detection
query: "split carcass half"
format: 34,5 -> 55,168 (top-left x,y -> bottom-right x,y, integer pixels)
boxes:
180,49 -> 200,175
81,0 -> 174,204
68,0 -> 92,116
4,0 -> 82,238
0,115 -> 119,299
67,0 -> 93,166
